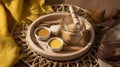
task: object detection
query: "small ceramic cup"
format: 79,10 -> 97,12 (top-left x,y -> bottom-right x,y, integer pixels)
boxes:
34,27 -> 51,40
47,37 -> 63,52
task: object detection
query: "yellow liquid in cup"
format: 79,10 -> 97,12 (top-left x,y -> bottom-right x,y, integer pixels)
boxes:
37,28 -> 49,37
49,38 -> 62,49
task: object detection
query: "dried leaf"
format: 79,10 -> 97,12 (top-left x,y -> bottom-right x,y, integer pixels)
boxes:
108,9 -> 120,20
91,9 -> 105,24
103,18 -> 116,28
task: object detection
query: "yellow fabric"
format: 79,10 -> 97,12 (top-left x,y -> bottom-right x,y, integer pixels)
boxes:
0,3 -> 21,67
0,0 -> 53,67
1,0 -> 53,23
1,0 -> 23,22
21,0 -> 53,22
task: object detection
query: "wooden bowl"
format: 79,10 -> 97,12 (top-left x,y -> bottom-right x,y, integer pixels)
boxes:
26,12 -> 95,61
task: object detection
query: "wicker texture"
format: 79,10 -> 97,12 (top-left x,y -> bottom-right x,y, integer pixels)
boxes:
12,4 -> 98,67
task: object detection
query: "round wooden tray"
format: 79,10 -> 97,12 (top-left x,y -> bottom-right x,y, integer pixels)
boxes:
13,4 -> 98,67
26,12 -> 95,61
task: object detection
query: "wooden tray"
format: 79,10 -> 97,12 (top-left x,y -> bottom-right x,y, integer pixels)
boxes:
26,12 -> 95,61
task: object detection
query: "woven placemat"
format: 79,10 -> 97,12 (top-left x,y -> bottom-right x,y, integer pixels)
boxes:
12,4 -> 99,67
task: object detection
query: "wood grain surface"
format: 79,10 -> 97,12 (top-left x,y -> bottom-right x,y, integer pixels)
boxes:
15,0 -> 120,67
46,0 -> 120,17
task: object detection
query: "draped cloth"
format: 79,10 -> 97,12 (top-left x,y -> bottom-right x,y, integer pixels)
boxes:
0,0 -> 52,67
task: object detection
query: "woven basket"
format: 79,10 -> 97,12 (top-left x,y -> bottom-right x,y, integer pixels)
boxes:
12,4 -> 99,67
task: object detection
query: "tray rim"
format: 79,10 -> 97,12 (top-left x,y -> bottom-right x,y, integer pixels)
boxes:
26,12 -> 95,61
